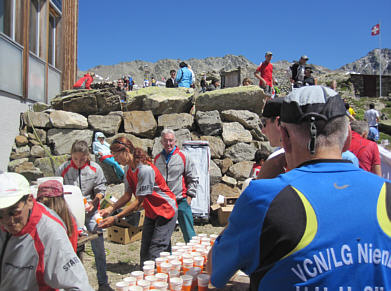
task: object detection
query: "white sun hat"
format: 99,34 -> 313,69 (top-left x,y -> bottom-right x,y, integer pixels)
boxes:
0,172 -> 31,209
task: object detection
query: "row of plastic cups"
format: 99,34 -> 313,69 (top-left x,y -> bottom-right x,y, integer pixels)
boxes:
169,273 -> 210,291
115,274 -> 210,291
116,278 -> 169,291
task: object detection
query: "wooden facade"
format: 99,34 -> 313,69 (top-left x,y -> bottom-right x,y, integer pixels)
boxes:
62,0 -> 78,90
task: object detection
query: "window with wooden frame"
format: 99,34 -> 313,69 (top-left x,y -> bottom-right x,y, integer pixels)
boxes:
48,4 -> 61,68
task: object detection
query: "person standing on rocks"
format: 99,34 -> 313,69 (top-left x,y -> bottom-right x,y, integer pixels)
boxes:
154,129 -> 199,243
290,55 -> 309,88
166,70 -> 178,88
254,51 -> 275,96
176,62 -> 193,88
56,140 -> 112,291
364,103 -> 380,141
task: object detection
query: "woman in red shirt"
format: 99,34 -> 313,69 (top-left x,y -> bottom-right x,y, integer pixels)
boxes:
37,180 -> 78,252
99,137 -> 178,265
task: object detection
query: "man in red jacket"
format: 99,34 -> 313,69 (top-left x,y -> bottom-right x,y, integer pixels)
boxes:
349,120 -> 382,176
73,72 -> 95,89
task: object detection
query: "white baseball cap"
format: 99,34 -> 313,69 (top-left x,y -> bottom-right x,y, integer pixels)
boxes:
0,172 -> 31,209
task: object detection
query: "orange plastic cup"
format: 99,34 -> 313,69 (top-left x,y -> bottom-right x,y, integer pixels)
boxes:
181,275 -> 192,291
197,274 -> 210,291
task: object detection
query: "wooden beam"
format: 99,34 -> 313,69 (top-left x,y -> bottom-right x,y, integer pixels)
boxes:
22,0 -> 30,99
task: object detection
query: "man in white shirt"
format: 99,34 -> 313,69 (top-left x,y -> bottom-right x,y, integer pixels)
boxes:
364,103 -> 380,141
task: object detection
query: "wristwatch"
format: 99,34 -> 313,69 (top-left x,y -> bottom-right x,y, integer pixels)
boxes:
114,215 -> 119,224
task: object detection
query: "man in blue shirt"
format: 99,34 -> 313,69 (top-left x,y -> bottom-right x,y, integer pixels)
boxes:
208,86 -> 391,290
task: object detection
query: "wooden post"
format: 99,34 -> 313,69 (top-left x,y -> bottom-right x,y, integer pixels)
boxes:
61,0 -> 78,90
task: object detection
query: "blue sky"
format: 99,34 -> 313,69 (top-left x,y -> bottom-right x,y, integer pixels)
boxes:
78,0 -> 391,71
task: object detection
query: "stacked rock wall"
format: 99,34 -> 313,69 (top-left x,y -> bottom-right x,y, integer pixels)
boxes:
8,86 -> 270,202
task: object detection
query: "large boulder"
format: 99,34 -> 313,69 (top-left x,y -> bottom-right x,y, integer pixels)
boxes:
47,129 -> 93,155
63,95 -> 98,114
158,113 -> 194,131
221,110 -> 261,130
210,183 -> 240,204
28,129 -> 47,145
30,145 -> 51,158
49,110 -> 88,129
106,133 -> 154,154
210,160 -> 222,185
15,162 -> 43,182
221,175 -> 237,187
95,90 -> 121,114
88,114 -> 122,136
15,135 -> 29,147
23,112 -> 52,128
199,136 -> 225,159
8,158 -> 29,172
125,87 -> 194,115
195,110 -> 222,136
51,89 -> 122,114
228,161 -> 254,181
34,155 -> 70,176
123,111 -> 157,138
224,142 -> 257,163
195,85 -> 267,114
214,158 -> 233,174
10,145 -> 30,160
222,122 -> 252,145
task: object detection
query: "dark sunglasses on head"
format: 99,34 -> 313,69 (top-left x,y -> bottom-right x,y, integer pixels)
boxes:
112,140 -> 131,150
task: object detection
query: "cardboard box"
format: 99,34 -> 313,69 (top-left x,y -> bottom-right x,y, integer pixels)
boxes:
223,196 -> 239,207
116,210 -> 145,228
217,205 -> 234,226
210,203 -> 221,212
107,225 -> 143,245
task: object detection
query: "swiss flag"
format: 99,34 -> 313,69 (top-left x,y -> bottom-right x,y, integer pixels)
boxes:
371,24 -> 380,36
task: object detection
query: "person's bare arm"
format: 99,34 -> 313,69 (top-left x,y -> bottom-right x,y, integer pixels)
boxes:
99,195 -> 144,228
254,71 -> 266,87
257,153 -> 286,179
99,191 -> 132,217
372,164 -> 382,177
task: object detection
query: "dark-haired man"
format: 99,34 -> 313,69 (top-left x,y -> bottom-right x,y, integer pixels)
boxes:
208,86 -> 391,290
166,70 -> 178,88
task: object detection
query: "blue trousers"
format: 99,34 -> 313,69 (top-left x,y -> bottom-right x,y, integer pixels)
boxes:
86,211 -> 108,286
103,156 -> 124,180
177,199 -> 196,243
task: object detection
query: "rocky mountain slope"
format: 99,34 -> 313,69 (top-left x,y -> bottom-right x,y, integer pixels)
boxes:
340,48 -> 391,75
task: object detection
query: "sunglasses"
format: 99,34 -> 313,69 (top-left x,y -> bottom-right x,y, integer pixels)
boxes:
0,200 -> 27,220
112,140 -> 132,151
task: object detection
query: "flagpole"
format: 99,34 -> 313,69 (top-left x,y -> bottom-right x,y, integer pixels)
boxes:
379,20 -> 382,97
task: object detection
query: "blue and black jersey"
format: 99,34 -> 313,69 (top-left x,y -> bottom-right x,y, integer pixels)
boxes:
211,160 -> 391,290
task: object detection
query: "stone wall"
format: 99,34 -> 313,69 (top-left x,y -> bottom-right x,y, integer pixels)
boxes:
8,86 -> 270,202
